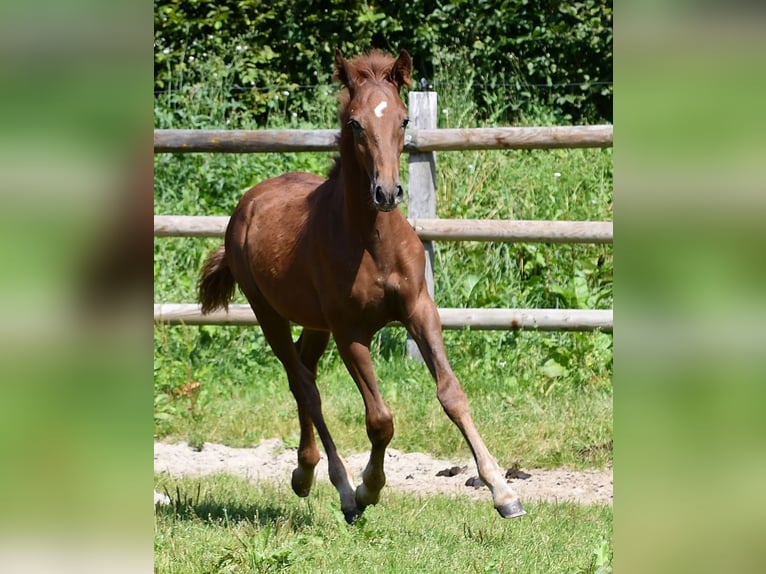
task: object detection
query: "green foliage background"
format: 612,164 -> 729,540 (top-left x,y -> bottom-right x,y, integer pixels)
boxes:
154,0 -> 612,125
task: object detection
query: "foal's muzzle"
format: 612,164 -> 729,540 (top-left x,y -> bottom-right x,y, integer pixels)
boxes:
372,183 -> 405,212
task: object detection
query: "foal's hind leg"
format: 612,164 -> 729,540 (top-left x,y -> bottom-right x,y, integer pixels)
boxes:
404,291 -> 525,518
242,290 -> 359,520
290,329 -> 331,497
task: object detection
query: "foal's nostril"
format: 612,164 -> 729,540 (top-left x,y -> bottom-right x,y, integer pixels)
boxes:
374,186 -> 386,206
395,185 -> 404,203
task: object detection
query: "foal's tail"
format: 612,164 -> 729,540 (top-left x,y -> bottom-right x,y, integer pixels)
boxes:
198,246 -> 236,314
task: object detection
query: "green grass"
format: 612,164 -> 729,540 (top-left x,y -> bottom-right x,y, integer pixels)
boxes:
155,474 -> 612,574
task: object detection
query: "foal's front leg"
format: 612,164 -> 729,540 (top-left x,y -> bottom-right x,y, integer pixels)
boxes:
403,291 -> 526,518
334,332 -> 394,513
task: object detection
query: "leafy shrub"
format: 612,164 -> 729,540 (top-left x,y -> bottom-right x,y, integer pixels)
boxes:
154,0 -> 612,125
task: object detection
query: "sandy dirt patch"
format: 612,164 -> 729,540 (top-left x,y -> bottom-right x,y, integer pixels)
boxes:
155,439 -> 612,506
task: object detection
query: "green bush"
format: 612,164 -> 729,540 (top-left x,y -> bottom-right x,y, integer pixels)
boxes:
154,0 -> 612,125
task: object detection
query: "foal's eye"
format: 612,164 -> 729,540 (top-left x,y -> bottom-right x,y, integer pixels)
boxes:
401,118 -> 410,129
349,118 -> 363,131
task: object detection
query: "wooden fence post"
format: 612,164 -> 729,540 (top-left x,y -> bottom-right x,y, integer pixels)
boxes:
406,91 -> 438,360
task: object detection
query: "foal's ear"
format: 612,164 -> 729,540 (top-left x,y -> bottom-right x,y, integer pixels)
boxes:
334,48 -> 355,91
390,49 -> 412,91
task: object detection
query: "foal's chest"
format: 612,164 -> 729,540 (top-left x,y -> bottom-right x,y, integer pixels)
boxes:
344,266 -> 413,325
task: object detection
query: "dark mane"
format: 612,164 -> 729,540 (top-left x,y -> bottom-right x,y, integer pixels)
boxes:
327,156 -> 342,181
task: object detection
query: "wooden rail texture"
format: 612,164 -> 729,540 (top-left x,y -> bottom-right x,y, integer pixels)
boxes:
154,304 -> 613,333
154,215 -> 613,244
154,125 -> 613,153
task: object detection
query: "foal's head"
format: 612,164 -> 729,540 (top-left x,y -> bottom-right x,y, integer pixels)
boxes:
334,49 -> 412,212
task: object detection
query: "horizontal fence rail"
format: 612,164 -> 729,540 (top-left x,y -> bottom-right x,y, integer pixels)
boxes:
154,304 -> 613,333
154,125 -> 613,154
154,129 -> 337,153
154,215 -> 613,243
407,125 -> 613,151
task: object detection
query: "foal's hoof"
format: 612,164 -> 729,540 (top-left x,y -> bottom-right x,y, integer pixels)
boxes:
496,499 -> 526,519
355,484 -> 380,509
343,507 -> 363,525
290,468 -> 313,498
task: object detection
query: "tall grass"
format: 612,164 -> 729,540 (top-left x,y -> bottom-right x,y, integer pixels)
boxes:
153,49 -> 613,468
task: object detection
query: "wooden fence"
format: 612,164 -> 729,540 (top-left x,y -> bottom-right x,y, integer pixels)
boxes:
154,125 -> 613,153
154,216 -> 612,243
154,91 -> 613,336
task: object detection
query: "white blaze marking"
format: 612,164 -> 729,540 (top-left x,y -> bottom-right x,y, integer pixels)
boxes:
374,100 -> 388,118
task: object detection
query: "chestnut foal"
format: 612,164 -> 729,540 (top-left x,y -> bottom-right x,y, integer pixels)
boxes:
199,49 -> 524,523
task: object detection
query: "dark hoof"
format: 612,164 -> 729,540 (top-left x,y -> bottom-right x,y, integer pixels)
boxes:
496,499 -> 526,519
290,469 -> 312,498
355,485 -> 380,509
292,484 -> 311,498
343,508 -> 363,525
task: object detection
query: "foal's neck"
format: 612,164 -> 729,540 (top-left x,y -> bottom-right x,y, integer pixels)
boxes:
331,127 -> 408,261
335,155 -> 401,251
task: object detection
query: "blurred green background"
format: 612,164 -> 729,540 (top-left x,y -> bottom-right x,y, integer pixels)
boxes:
615,4 -> 766,574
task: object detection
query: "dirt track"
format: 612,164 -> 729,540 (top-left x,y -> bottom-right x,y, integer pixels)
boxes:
155,439 -> 612,505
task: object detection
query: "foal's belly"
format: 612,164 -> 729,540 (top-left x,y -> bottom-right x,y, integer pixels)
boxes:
249,249 -> 395,334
